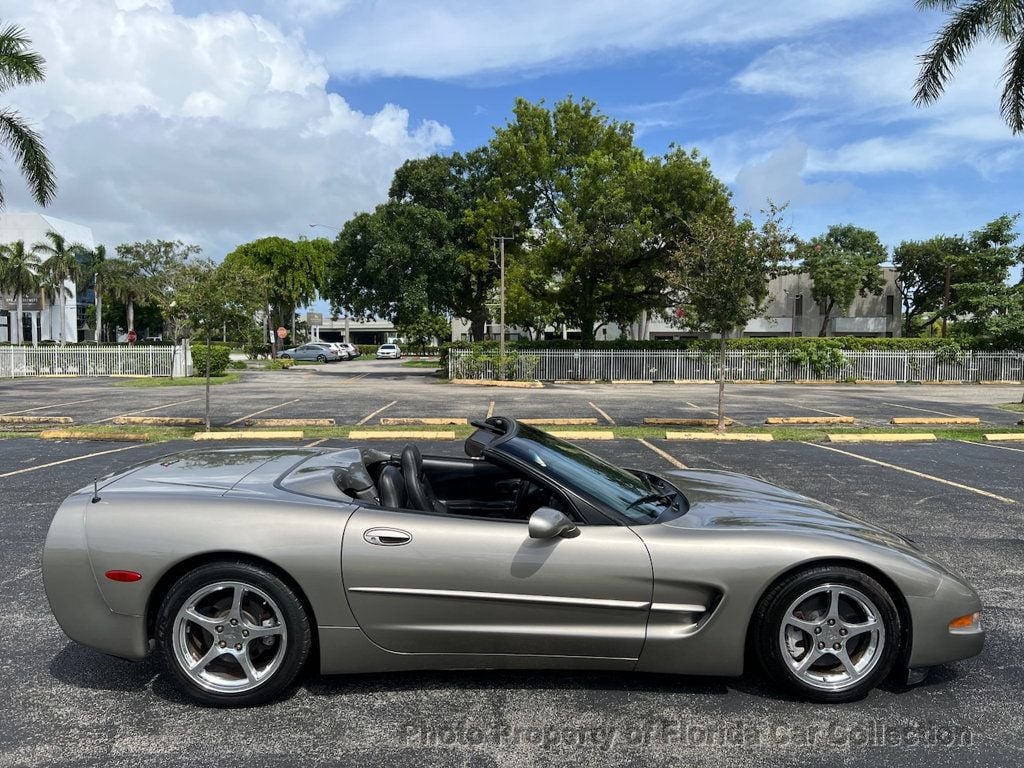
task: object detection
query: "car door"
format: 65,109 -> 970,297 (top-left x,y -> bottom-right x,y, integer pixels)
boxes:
341,505 -> 653,660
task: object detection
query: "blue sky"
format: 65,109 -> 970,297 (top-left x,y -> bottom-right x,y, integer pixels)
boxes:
3,0 -> 1022,275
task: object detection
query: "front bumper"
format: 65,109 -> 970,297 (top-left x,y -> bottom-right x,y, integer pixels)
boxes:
907,576 -> 984,667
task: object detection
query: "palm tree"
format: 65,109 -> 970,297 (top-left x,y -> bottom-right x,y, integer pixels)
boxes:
33,230 -> 82,343
0,23 -> 56,207
914,0 -> 1024,134
0,240 -> 40,344
105,258 -> 147,335
78,244 -> 107,341
35,268 -> 71,340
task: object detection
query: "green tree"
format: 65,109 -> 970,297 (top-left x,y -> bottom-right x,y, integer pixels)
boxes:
0,23 -> 56,208
396,308 -> 450,353
892,235 -> 970,335
487,97 -> 730,342
0,239 -> 39,343
168,259 -> 264,429
109,240 -> 199,335
224,236 -> 329,354
665,204 -> 791,429
914,0 -> 1024,134
32,230 -> 83,343
798,225 -> 887,336
77,244 -> 108,341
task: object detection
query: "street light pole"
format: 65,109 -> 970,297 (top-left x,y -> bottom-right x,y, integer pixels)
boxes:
492,234 -> 514,379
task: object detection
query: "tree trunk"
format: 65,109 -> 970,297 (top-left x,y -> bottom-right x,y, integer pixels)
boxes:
578,308 -> 597,345
204,332 -> 212,431
95,285 -> 103,343
818,299 -> 834,337
57,284 -> 65,343
14,293 -> 22,345
469,303 -> 488,341
127,298 -> 135,333
716,331 -> 727,432
39,290 -> 48,341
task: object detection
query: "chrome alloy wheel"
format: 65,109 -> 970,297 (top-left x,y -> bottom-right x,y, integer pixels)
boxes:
778,583 -> 885,691
172,581 -> 288,694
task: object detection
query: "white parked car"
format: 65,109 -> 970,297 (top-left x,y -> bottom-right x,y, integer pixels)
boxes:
375,343 -> 402,359
338,342 -> 360,358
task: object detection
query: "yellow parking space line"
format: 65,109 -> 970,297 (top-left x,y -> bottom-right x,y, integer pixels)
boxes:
666,432 -> 772,441
547,430 -> 615,440
827,433 -> 936,443
806,443 -> 1017,505
890,417 -> 979,425
521,418 -> 598,426
0,444 -> 147,478
349,430 -> 456,440
380,417 -> 467,426
227,398 -> 301,426
356,400 -> 397,426
96,396 -> 202,423
195,431 -> 303,441
2,396 -> 104,415
486,400 -> 495,419
636,438 -> 687,469
588,401 -> 615,425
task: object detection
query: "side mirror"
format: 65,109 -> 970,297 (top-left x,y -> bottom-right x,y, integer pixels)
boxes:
528,506 -> 579,539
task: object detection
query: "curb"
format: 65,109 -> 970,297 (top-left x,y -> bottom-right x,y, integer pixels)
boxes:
609,380 -> 654,385
245,418 -> 336,427
765,416 -> 855,425
41,429 -> 150,441
113,416 -> 204,426
449,379 -> 543,388
983,433 -> 1024,442
890,417 -> 979,425
546,430 -> 615,440
644,418 -> 733,427
380,417 -> 467,426
521,418 -> 598,426
827,433 -> 936,443
348,430 -> 456,440
665,432 -> 773,441
194,430 -> 304,441
0,415 -> 74,424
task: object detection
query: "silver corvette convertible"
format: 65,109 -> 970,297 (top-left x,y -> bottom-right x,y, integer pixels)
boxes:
43,417 -> 983,707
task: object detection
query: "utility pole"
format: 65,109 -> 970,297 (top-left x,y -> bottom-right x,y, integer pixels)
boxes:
941,263 -> 952,338
492,234 -> 514,380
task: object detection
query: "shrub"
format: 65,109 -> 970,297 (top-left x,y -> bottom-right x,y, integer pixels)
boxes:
265,358 -> 294,370
229,359 -> 248,370
786,345 -> 849,376
191,344 -> 231,377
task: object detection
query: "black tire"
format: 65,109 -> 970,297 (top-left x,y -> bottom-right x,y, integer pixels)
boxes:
280,354 -> 291,360
316,354 -> 327,363
155,561 -> 312,708
753,565 -> 901,703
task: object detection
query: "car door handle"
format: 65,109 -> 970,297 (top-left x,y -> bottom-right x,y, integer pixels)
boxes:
363,527 -> 412,546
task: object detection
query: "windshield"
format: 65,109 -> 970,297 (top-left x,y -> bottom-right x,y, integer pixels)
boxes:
499,423 -> 686,523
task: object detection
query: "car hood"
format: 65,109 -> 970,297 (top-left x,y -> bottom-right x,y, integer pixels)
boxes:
659,468 -> 915,548
85,448 -> 316,495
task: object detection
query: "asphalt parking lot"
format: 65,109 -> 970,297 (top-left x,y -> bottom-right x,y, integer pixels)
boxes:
1,359 -> 1022,428
1,426 -> 1022,767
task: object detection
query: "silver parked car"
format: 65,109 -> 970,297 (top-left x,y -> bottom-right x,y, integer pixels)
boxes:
278,343 -> 340,363
375,343 -> 401,359
43,417 -> 983,707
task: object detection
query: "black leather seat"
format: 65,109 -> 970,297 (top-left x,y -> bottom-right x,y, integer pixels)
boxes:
401,444 -> 445,514
378,464 -> 407,508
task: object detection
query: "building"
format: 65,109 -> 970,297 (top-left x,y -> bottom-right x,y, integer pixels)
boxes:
0,213 -> 95,344
313,315 -> 399,345
452,268 -> 903,341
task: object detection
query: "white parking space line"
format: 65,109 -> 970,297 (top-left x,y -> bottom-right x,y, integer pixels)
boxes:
96,397 -> 203,423
588,401 -> 615,425
486,400 -> 495,419
806,443 -> 1017,505
305,438 -> 330,448
883,402 -> 959,417
2,397 -> 105,415
958,440 -> 1024,455
227,398 -> 302,426
636,439 -> 687,469
682,401 -> 746,425
344,373 -> 369,383
741,396 -> 847,418
0,444 -> 148,478
357,400 -> 397,426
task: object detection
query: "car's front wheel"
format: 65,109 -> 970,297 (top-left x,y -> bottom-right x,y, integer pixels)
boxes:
316,354 -> 327,363
753,565 -> 900,702
156,561 -> 312,707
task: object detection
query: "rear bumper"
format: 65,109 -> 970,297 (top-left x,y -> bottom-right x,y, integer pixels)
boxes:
907,577 -> 984,667
43,495 -> 150,661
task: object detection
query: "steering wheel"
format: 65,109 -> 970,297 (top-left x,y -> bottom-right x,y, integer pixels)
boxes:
401,444 -> 443,514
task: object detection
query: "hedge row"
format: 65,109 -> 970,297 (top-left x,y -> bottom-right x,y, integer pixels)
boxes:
191,344 -> 232,377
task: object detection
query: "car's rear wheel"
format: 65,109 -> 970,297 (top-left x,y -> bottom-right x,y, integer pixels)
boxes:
753,565 -> 900,702
316,354 -> 327,363
156,562 -> 312,707
280,354 -> 291,360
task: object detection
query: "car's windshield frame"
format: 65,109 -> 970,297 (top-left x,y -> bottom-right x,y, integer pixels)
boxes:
489,421 -> 687,524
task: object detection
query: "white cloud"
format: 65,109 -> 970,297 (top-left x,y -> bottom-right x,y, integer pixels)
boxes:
304,0 -> 894,80
734,140 -> 853,210
0,0 -> 452,255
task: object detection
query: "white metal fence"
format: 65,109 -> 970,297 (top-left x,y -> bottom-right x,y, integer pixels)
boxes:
448,348 -> 1024,383
0,344 -> 192,378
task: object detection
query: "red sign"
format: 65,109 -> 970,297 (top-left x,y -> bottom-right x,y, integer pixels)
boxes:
127,329 -> 137,344
276,327 -> 288,339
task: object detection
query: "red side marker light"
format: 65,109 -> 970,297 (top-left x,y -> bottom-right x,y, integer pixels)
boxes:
105,570 -> 142,583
